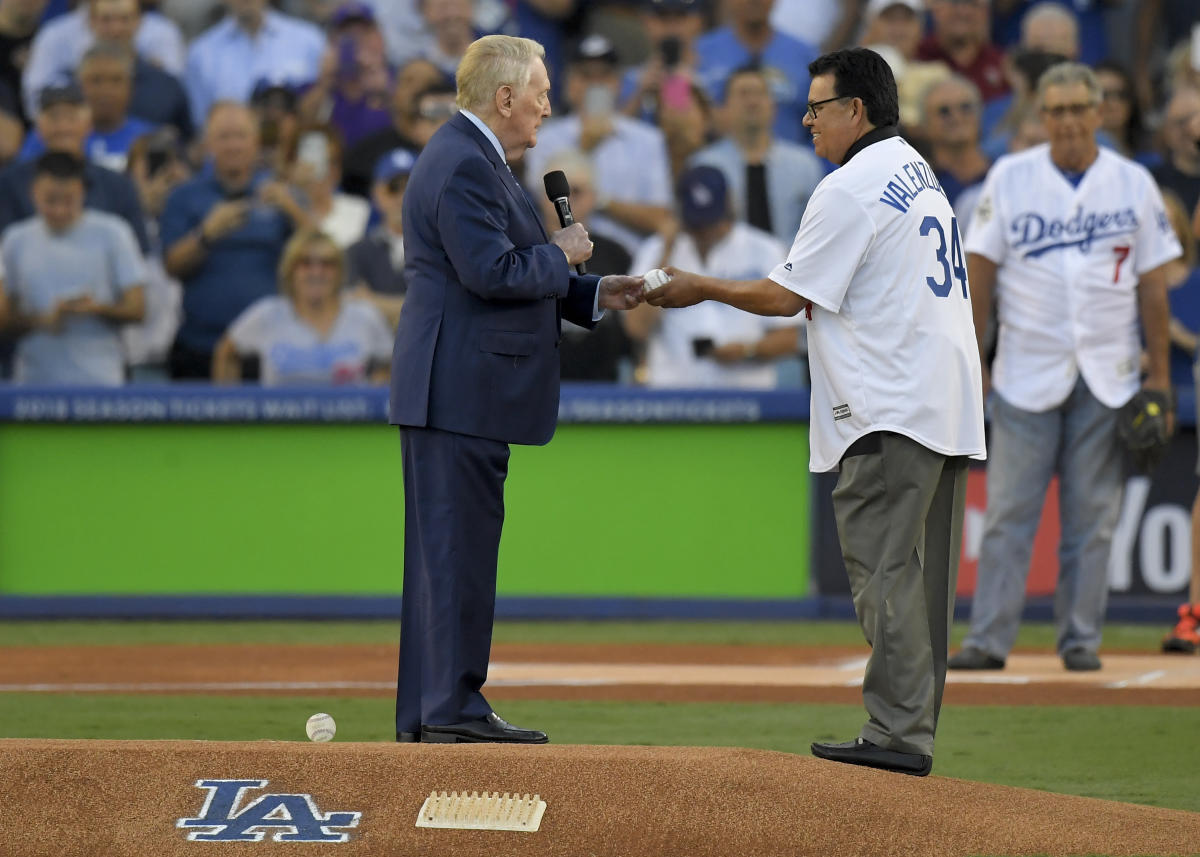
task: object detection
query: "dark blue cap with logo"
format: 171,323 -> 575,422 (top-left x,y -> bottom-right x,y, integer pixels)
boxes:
373,148 -> 417,184
676,165 -> 728,229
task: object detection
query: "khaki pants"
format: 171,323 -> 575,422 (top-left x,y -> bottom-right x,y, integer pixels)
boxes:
833,432 -> 968,756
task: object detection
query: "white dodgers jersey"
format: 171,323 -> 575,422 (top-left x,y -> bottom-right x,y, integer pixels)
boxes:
769,134 -> 987,472
965,144 -> 1182,412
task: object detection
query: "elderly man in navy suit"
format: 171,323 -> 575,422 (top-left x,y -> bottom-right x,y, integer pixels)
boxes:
390,34 -> 645,744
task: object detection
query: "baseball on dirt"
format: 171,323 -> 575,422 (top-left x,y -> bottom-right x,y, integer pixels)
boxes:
305,712 -> 336,742
642,268 -> 671,293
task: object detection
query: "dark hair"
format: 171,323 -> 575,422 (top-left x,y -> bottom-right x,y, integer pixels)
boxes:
33,151 -> 86,182
807,48 -> 899,128
1093,59 -> 1146,154
722,62 -> 768,104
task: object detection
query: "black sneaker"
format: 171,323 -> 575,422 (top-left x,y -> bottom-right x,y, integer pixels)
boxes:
947,647 -> 1006,670
1062,648 -> 1101,671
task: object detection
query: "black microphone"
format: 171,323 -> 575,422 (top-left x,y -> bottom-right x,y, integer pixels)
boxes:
543,169 -> 587,275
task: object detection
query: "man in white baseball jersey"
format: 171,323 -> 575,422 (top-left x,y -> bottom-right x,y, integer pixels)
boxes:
648,47 -> 986,776
950,62 -> 1180,674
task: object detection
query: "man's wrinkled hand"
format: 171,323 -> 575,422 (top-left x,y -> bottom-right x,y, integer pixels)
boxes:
552,222 -> 593,267
644,266 -> 706,308
598,275 -> 645,310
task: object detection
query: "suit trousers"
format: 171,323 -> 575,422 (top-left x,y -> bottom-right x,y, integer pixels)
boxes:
396,426 -> 510,733
832,432 -> 968,757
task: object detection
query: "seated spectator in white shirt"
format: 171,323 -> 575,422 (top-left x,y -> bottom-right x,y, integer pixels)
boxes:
523,33 -> 673,255
185,0 -> 326,129
345,147 -> 416,329
22,0 -> 185,119
624,165 -> 802,389
211,229 -> 392,385
0,151 -> 145,385
285,123 -> 370,248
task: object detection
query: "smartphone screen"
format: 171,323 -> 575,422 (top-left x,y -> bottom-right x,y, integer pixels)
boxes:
661,75 -> 692,111
583,84 -> 615,118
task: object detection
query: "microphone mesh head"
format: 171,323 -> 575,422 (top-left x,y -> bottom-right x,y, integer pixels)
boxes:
543,170 -> 570,201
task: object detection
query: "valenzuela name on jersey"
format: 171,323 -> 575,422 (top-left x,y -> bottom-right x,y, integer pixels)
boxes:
877,160 -> 946,214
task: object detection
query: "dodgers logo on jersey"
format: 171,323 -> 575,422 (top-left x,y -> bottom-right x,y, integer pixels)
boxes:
1010,205 -> 1138,258
177,779 -> 361,842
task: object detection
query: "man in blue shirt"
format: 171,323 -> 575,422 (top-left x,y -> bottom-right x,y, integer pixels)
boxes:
185,0 -> 326,129
694,0 -> 817,144
160,101 -> 310,379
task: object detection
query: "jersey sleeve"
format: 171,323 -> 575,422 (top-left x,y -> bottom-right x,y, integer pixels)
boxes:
963,166 -> 1007,264
767,183 -> 874,313
1132,174 -> 1183,276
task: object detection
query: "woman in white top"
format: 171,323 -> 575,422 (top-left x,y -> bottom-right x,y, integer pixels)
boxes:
212,229 -> 393,386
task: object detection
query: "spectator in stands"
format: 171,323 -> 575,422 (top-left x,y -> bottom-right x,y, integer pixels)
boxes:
161,101 -> 309,379
18,42 -> 155,172
121,128 -> 186,381
0,151 -> 145,384
1019,2 -> 1079,61
285,124 -> 369,248
772,0 -> 864,52
418,0 -> 475,79
524,34 -> 672,255
981,47 -> 1066,158
917,0 -> 1009,103
185,0 -> 327,128
694,0 -> 818,144
619,0 -> 706,125
345,148 -> 415,329
537,148 -> 635,382
1094,60 -> 1156,168
1133,0 -> 1200,113
340,57 -> 446,197
86,0 -> 193,141
0,0 -> 49,142
249,80 -> 301,175
296,2 -> 394,148
658,78 -> 714,181
407,81 -> 459,149
860,0 -> 924,63
919,74 -> 991,212
1152,87 -> 1200,215
0,82 -> 148,249
690,64 -> 824,248
22,0 -> 184,119
211,229 -> 392,385
623,165 -> 801,388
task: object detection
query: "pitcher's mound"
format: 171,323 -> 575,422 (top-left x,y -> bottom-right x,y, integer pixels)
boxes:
2,739 -> 1197,856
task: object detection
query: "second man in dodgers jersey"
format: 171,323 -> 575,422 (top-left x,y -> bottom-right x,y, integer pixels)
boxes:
646,48 -> 985,777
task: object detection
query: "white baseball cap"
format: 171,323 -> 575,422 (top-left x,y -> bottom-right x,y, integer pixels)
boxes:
866,0 -> 924,17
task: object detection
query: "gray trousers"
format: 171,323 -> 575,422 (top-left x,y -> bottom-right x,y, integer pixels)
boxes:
833,432 -> 968,757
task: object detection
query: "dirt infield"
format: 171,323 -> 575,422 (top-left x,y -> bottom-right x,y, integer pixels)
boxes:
2,642 -> 1198,707
2,738 -> 1198,857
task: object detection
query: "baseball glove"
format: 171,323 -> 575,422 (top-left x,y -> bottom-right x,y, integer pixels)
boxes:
1117,389 -> 1173,473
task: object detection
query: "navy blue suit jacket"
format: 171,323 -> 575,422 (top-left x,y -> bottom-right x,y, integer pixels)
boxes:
388,112 -> 601,445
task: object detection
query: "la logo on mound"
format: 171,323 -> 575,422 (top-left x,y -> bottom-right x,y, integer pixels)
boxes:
177,779 -> 361,842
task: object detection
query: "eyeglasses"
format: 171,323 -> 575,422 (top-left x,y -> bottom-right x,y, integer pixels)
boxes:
1040,102 -> 1097,119
296,255 -> 339,270
934,101 -> 978,118
806,95 -> 853,120
417,104 -> 458,121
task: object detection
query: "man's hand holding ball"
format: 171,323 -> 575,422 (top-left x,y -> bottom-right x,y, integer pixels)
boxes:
643,267 -> 706,308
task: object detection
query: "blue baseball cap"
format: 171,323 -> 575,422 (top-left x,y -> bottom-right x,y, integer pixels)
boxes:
330,1 -> 376,27
676,165 -> 728,229
373,148 -> 417,185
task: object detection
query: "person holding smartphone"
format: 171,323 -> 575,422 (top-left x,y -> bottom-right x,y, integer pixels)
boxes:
523,34 -> 673,255
619,0 -> 707,124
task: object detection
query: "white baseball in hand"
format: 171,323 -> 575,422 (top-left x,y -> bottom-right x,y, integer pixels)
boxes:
306,712 -> 336,742
642,268 -> 672,293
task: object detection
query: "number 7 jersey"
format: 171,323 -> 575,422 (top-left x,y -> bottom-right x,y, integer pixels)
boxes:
769,133 -> 986,473
965,143 -> 1181,413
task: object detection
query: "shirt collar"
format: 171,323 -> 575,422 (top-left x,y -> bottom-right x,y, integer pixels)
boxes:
840,125 -> 900,166
460,108 -> 506,164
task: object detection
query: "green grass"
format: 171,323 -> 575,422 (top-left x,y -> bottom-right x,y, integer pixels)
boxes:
0,694 -> 1195,812
0,618 -> 1170,650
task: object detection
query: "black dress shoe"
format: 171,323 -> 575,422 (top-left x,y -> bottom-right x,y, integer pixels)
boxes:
396,731 -> 420,743
947,647 -> 1006,670
421,712 -> 548,744
811,738 -> 932,776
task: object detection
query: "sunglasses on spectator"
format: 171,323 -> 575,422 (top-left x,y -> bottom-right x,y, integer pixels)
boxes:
297,255 -> 339,269
934,101 -> 977,118
1040,102 -> 1097,119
